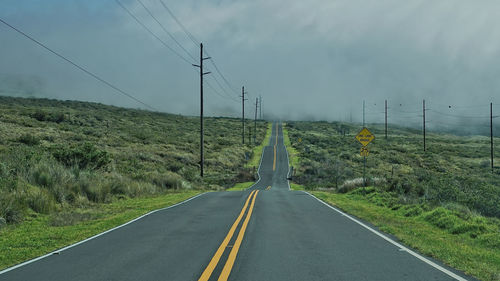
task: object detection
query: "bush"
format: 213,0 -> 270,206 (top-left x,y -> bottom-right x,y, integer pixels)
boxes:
26,185 -> 56,214
29,160 -> 73,203
52,143 -> 110,170
0,193 -> 25,224
149,171 -> 184,190
17,134 -> 40,146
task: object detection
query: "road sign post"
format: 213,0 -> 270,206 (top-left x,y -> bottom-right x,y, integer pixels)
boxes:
356,128 -> 375,187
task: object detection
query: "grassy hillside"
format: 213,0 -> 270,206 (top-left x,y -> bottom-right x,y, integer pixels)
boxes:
285,121 -> 500,280
0,96 -> 268,226
286,121 -> 500,217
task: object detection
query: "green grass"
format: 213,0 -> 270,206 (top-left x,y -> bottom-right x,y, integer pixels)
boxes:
0,190 -> 202,270
286,121 -> 500,217
283,123 -> 299,168
226,182 -> 255,191
310,189 -> 500,281
245,122 -> 273,168
290,183 -> 305,191
284,120 -> 500,281
0,95 -> 269,270
0,96 -> 269,225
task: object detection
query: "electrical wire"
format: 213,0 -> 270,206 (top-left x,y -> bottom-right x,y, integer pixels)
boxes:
206,70 -> 239,102
0,17 -> 157,111
158,0 -> 239,98
115,0 -> 193,65
136,0 -> 197,63
158,0 -> 199,46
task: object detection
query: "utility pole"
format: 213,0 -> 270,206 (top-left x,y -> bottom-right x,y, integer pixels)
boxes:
423,99 -> 426,152
363,100 -> 365,127
385,99 -> 388,140
259,95 -> 262,120
254,97 -> 258,144
491,103 -> 494,172
192,43 -> 211,177
241,86 -> 247,144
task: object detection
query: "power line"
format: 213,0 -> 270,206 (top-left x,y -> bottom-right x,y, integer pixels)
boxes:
136,0 -> 197,63
205,80 -> 238,103
0,17 -> 157,111
205,69 -> 239,102
115,0 -> 193,65
159,0 -> 199,46
158,0 -> 239,97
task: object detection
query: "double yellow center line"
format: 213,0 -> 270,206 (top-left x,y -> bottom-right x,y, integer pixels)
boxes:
273,123 -> 279,171
198,190 -> 259,281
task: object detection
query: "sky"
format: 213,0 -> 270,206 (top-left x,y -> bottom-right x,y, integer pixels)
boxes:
1,0 -> 500,130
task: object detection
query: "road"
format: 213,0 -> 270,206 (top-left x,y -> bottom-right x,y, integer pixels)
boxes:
1,123 -> 474,281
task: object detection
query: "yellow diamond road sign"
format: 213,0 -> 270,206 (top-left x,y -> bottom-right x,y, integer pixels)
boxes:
356,128 -> 375,147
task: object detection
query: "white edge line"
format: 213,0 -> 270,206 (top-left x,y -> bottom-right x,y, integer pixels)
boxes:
0,192 -> 207,275
244,121 -> 271,191
283,122 -> 292,191
304,191 -> 468,281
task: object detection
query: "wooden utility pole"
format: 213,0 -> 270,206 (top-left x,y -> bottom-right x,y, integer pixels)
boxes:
241,87 -> 247,144
254,97 -> 258,144
259,95 -> 262,120
385,99 -> 388,139
192,43 -> 211,177
423,99 -> 426,152
491,103 -> 494,172
363,100 -> 365,127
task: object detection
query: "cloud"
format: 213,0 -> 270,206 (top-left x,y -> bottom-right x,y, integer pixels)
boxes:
1,0 -> 500,132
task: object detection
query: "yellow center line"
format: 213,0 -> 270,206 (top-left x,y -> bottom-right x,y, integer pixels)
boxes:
198,190 -> 256,281
273,145 -> 277,171
275,123 -> 279,146
273,123 -> 279,171
218,190 -> 259,281
265,186 -> 271,190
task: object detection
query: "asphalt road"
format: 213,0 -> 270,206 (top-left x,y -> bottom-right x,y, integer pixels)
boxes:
1,123 -> 474,281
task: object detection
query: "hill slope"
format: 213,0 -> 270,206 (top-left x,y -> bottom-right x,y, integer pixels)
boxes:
0,96 -> 267,225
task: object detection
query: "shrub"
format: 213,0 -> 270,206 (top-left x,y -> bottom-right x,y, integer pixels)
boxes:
26,185 -> 56,214
29,160 -> 73,203
0,193 -> 25,224
149,171 -> 184,189
52,143 -> 110,170
17,133 -> 40,146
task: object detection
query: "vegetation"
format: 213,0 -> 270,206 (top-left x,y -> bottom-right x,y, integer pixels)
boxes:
0,190 -> 201,270
245,122 -> 273,168
311,190 -> 500,281
284,121 -> 500,280
0,96 -> 268,269
227,182 -> 254,191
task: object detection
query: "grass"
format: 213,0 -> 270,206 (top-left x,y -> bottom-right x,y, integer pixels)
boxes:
245,122 -> 273,168
226,182 -> 254,191
283,121 -> 500,281
0,95 -> 269,270
0,96 -> 269,225
285,121 -> 500,217
309,189 -> 500,281
0,190 -> 202,270
283,123 -> 299,168
290,183 -> 305,191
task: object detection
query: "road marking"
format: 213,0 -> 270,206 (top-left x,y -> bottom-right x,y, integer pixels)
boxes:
275,122 -> 279,146
265,186 -> 271,190
245,122 -> 273,191
218,190 -> 259,281
273,145 -> 277,171
198,191 -> 257,281
304,192 -> 469,281
0,192 -> 208,275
